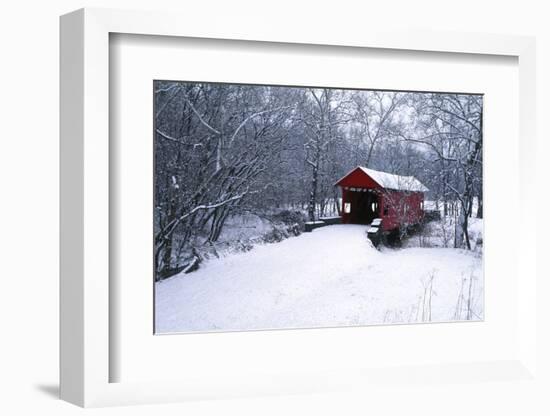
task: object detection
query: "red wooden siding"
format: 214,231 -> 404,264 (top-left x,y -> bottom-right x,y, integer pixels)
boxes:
336,167 -> 426,232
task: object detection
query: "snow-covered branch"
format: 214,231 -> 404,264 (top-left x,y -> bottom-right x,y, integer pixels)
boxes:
227,106 -> 294,146
181,94 -> 221,135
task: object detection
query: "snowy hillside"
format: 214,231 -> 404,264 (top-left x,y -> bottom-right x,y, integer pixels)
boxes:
155,224 -> 483,333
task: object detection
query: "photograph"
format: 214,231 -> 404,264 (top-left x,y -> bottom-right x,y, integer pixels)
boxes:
153,81 -> 484,334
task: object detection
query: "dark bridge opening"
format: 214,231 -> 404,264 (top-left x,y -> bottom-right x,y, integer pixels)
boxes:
346,189 -> 379,225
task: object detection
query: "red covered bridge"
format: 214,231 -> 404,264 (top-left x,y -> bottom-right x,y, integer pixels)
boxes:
335,167 -> 428,233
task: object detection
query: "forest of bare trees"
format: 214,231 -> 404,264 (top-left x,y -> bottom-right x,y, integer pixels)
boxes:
154,81 -> 483,279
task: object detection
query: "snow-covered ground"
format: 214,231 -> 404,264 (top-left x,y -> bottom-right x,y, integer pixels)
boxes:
402,216 -> 483,251
156,224 -> 483,333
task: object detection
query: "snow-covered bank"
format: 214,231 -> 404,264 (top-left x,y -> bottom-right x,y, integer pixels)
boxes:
155,224 -> 483,333
403,216 -> 483,250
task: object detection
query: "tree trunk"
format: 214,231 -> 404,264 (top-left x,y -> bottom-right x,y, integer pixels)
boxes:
208,206 -> 229,243
158,198 -> 178,275
307,168 -> 318,222
477,186 -> 483,218
307,146 -> 321,222
333,187 -> 341,216
462,209 -> 471,250
454,210 -> 463,248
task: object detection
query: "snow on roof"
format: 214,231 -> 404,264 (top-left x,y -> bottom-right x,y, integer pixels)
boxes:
335,166 -> 428,192
359,167 -> 428,192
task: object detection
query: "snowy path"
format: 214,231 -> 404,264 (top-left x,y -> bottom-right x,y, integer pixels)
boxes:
155,225 -> 483,333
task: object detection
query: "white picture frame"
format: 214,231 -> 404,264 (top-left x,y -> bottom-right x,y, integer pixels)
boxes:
60,8 -> 538,407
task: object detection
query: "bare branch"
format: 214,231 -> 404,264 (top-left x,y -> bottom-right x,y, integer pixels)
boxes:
227,105 -> 294,146
182,94 -> 221,135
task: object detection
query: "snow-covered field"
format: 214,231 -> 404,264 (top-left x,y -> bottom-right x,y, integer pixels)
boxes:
155,224 -> 483,333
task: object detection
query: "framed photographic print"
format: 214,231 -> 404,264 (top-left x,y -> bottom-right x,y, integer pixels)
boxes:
152,80 -> 484,334
60,7 -> 538,408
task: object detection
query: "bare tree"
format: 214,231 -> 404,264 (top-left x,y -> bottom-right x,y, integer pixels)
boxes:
298,88 -> 352,221
407,93 -> 483,249
154,82 -> 297,276
351,91 -> 408,167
